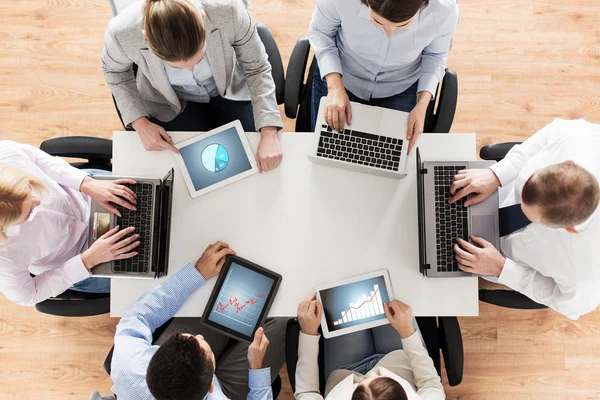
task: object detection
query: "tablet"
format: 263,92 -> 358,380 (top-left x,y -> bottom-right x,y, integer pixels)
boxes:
202,255 -> 282,342
315,270 -> 394,338
174,120 -> 258,198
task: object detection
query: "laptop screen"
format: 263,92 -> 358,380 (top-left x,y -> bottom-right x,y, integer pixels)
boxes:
154,169 -> 174,277
416,149 -> 427,274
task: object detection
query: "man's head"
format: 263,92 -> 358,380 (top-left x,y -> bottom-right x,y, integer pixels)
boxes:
521,161 -> 600,231
352,376 -> 408,400
147,333 -> 216,400
360,0 -> 429,37
143,0 -> 207,70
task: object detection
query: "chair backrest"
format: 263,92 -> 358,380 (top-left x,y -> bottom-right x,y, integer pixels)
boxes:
108,0 -> 135,16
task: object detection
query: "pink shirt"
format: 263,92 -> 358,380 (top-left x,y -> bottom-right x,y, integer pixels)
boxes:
0,141 -> 92,306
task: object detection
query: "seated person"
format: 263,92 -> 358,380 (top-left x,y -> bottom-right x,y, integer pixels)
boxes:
449,118 -> 600,319
0,141 -> 138,305
309,0 -> 460,153
102,0 -> 283,172
110,241 -> 286,400
294,294 -> 444,399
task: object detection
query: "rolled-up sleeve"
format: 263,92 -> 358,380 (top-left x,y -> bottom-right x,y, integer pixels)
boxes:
247,368 -> 273,400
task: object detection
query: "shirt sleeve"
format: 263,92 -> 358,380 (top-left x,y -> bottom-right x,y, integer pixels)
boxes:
294,332 -> 325,400
309,0 -> 343,79
401,331 -> 446,400
247,368 -> 273,400
111,264 -> 206,381
489,119 -> 564,187
418,5 -> 460,97
0,253 -> 90,306
498,257 -> 592,320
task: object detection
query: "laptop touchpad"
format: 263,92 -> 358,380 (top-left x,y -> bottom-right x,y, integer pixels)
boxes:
471,215 -> 495,243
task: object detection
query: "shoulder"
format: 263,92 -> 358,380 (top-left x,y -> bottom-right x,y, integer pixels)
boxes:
0,141 -> 29,160
105,1 -> 145,48
199,0 -> 244,20
424,0 -> 459,27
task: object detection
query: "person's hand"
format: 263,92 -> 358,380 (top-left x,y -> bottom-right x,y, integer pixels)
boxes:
449,168 -> 501,206
324,73 -> 351,131
454,236 -> 505,277
80,177 -> 137,217
247,327 -> 270,370
297,292 -> 323,336
406,103 -> 427,155
195,241 -> 236,279
256,127 -> 283,173
81,226 -> 139,270
383,300 -> 415,339
131,117 -> 179,153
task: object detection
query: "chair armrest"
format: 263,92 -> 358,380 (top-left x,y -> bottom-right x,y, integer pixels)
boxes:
479,142 -> 521,161
40,137 -> 112,160
479,289 -> 548,309
415,316 -> 441,376
35,295 -> 110,317
256,24 -> 285,105
438,317 -> 463,386
285,318 -> 301,392
104,346 -> 114,375
432,68 -> 458,133
285,36 -> 311,119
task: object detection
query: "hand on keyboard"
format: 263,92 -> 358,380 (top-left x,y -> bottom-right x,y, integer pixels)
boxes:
454,236 -> 505,277
449,169 -> 501,207
81,226 -> 140,270
80,177 -> 138,217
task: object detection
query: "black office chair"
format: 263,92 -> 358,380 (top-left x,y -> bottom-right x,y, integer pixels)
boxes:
285,316 -> 464,394
284,36 -> 459,133
478,141 -> 548,310
32,136 -> 113,317
113,23 -> 285,129
103,318 -> 283,398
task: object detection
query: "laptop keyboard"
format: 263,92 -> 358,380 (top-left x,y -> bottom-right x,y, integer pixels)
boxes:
112,183 -> 153,274
316,124 -> 403,172
434,166 -> 469,273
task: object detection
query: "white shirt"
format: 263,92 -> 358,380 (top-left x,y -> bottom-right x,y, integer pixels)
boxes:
489,119 -> 600,320
0,141 -> 92,306
163,56 -> 219,103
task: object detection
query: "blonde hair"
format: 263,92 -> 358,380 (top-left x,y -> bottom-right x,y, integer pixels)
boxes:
143,0 -> 206,62
0,163 -> 47,242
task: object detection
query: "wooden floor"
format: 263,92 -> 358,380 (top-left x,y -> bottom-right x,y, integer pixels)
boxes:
1,0 -> 599,399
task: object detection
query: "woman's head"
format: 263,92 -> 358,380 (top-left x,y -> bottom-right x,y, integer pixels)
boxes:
352,376 -> 408,400
361,0 -> 429,37
143,0 -> 207,68
0,163 -> 45,242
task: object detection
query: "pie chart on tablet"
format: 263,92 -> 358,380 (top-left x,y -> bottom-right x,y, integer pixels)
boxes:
201,144 -> 229,172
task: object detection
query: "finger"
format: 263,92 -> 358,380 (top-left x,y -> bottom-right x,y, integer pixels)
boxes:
455,255 -> 474,267
316,300 -> 323,319
109,226 -> 135,243
117,251 -> 139,259
449,177 -> 468,195
210,241 -> 230,253
456,238 -> 481,255
102,202 -> 122,217
332,109 -> 339,131
383,301 -> 394,321
115,233 -> 139,249
159,129 -> 175,146
113,179 -> 138,186
406,119 -> 415,140
304,292 -> 318,303
453,243 -> 475,261
116,240 -> 140,255
449,186 -> 473,204
253,327 -> 264,346
213,248 -> 236,262
346,102 -> 352,125
470,235 -> 491,248
100,225 -> 120,239
256,154 -> 263,173
325,106 -> 331,128
458,263 -> 475,272
464,193 -> 485,207
408,133 -> 418,155
338,107 -> 346,130
116,184 -> 137,202
308,300 -> 316,316
110,193 -> 136,211
261,333 -> 270,350
114,186 -> 136,205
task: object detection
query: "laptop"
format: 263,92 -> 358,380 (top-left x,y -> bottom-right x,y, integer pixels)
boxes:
308,100 -> 410,179
416,148 -> 500,277
88,169 -> 174,279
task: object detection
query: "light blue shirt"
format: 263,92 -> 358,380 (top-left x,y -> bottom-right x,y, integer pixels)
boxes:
111,263 -> 273,400
164,56 -> 219,103
309,0 -> 459,100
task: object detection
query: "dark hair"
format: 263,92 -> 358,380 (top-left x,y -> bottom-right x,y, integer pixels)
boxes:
143,0 -> 206,61
147,333 -> 214,400
522,163 -> 600,227
351,377 -> 408,400
360,0 -> 429,23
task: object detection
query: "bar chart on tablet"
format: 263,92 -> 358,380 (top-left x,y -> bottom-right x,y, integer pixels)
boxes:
332,284 -> 385,326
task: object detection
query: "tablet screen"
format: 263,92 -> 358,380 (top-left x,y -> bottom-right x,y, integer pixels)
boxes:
207,261 -> 275,337
319,275 -> 391,333
179,127 -> 252,191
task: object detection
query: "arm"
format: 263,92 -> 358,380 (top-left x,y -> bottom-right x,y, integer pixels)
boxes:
308,0 -> 342,80
231,4 -> 282,131
417,6 -> 460,98
294,333 -> 325,400
101,24 -> 148,127
247,368 -> 273,400
402,332 -> 445,400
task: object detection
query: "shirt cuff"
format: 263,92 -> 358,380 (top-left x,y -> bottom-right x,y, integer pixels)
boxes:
497,258 -> 524,289
417,72 -> 440,98
400,329 -> 424,351
248,367 -> 272,389
65,169 -> 90,192
65,255 -> 92,284
317,54 -> 343,79
490,159 -> 518,187
176,263 -> 207,293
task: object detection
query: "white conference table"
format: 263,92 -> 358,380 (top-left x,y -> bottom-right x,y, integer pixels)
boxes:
110,131 -> 479,317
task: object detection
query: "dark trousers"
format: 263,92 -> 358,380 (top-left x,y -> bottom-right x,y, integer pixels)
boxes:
311,63 -> 419,131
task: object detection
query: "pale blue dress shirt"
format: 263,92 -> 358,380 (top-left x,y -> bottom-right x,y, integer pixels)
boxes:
164,56 -> 219,103
110,263 -> 273,400
309,0 -> 459,100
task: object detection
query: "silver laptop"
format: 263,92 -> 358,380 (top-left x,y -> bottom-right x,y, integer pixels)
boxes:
308,100 -> 410,179
416,149 -> 500,277
88,169 -> 174,279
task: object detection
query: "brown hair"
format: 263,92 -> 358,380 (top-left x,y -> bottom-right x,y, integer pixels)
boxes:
143,0 -> 206,62
522,163 -> 600,227
360,0 -> 429,23
351,377 -> 408,400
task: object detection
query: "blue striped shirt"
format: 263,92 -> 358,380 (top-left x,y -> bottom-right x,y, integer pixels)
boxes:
110,263 -> 273,400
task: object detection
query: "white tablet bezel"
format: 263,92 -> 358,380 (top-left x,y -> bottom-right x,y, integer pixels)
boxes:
314,269 -> 395,339
174,120 -> 258,199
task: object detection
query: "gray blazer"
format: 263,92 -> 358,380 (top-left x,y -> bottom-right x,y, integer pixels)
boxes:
101,0 -> 282,130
